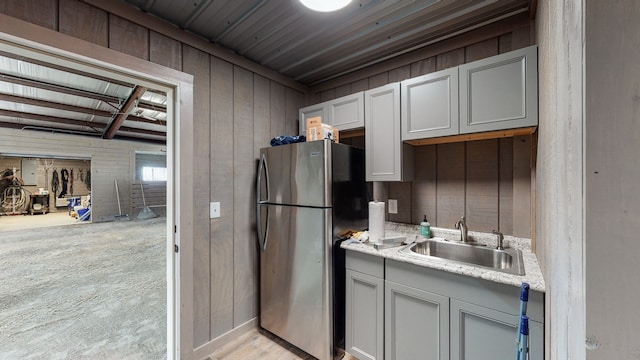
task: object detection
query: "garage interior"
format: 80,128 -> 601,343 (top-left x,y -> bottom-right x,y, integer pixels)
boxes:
0,40 -> 169,358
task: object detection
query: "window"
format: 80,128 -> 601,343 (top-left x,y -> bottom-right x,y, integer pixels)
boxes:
142,167 -> 167,181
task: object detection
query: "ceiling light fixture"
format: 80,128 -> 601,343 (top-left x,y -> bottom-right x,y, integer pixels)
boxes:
300,0 -> 352,12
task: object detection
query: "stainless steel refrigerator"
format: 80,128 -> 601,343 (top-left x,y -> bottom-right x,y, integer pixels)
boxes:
256,139 -> 369,360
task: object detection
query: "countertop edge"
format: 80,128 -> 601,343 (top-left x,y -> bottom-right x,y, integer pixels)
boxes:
341,223 -> 546,293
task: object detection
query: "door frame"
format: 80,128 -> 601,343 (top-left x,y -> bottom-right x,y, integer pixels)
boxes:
0,14 -> 194,359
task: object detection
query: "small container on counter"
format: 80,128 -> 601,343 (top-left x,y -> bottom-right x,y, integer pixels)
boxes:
420,215 -> 431,238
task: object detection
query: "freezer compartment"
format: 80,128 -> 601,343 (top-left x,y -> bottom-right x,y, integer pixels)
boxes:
258,140 -> 330,208
259,204 -> 333,360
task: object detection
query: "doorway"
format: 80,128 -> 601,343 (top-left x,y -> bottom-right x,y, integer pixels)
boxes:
0,25 -> 192,359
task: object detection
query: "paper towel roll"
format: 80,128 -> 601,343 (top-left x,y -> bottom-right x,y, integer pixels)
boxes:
369,201 -> 385,243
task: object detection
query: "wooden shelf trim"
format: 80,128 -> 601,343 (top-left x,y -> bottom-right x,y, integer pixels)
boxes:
340,128 -> 365,139
405,127 -> 537,146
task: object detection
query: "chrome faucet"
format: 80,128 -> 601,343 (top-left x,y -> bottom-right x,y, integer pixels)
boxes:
454,216 -> 468,242
492,230 -> 505,250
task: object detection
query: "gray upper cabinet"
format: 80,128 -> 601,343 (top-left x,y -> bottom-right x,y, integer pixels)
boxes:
365,82 -> 414,182
401,67 -> 459,140
328,92 -> 364,131
459,45 -> 538,134
299,92 -> 365,135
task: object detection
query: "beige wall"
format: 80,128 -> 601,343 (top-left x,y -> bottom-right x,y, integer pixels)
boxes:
0,129 -> 163,222
535,0 -> 585,359
312,13 -> 536,239
0,156 -> 91,197
0,0 -> 305,356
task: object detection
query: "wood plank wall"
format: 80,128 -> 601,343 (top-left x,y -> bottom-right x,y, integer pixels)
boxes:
317,13 -> 534,238
131,182 -> 167,217
0,0 -> 304,353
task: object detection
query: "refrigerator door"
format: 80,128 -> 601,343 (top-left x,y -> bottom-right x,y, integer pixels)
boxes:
259,204 -> 333,360
260,140 -> 330,208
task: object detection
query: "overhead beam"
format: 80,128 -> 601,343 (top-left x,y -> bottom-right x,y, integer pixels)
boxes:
136,99 -> 167,112
0,108 -> 104,129
126,114 -> 166,125
119,126 -> 166,137
0,117 -> 165,138
102,85 -> 147,139
0,93 -> 113,118
0,49 -> 135,87
114,134 -> 166,144
0,72 -> 122,104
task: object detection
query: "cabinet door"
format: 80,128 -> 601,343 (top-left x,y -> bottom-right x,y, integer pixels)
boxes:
385,280 -> 449,360
365,82 -> 413,182
299,102 -> 327,135
459,45 -> 538,134
450,299 -> 543,360
401,68 -> 459,140
345,269 -> 384,360
328,92 -> 364,131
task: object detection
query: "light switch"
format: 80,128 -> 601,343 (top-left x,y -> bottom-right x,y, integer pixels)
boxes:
388,199 -> 398,214
210,202 -> 220,219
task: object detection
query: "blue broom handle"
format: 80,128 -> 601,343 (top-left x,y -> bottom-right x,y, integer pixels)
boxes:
517,315 -> 529,360
515,283 -> 530,360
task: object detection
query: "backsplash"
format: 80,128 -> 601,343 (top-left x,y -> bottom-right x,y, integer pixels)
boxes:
363,135 -> 534,239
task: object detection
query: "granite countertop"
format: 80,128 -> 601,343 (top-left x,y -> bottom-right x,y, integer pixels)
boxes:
341,222 -> 546,293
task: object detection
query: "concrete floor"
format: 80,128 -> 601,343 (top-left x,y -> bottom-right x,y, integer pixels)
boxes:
0,217 -> 166,359
0,210 -> 86,231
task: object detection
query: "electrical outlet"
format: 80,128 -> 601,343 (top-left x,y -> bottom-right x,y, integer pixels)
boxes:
388,199 -> 398,214
210,202 -> 220,219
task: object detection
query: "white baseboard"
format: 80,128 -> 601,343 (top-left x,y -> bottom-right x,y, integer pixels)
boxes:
192,317 -> 258,360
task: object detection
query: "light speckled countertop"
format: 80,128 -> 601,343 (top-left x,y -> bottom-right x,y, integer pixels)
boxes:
341,222 -> 546,293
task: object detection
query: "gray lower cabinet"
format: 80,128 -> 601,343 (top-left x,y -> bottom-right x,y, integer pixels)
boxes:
345,251 -> 384,360
450,299 -> 543,360
385,280 -> 449,360
346,269 -> 384,360
345,251 -> 544,360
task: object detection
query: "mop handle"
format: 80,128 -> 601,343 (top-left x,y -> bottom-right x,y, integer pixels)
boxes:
517,315 -> 529,360
515,283 -> 530,360
519,282 -> 530,318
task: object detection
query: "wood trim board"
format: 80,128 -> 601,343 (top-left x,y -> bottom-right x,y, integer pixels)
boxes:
406,127 -> 536,146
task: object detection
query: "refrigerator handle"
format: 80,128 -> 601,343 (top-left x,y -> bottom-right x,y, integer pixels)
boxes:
256,154 -> 269,251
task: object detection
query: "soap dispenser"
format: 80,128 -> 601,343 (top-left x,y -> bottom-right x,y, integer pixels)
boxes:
420,215 -> 431,238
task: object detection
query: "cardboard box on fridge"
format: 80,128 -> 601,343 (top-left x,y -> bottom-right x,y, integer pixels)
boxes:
306,124 -> 339,143
306,116 -> 322,129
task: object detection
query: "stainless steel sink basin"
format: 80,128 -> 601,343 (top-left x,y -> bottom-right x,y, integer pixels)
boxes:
402,240 -> 525,275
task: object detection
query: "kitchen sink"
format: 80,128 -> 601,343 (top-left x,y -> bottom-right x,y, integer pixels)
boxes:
402,239 -> 525,276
